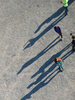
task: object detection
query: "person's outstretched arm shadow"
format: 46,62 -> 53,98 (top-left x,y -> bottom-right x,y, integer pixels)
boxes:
21,68 -> 60,100
17,37 -> 61,75
23,13 -> 65,50
31,43 -> 71,78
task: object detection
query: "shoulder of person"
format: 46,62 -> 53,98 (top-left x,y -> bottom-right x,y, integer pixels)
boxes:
72,35 -> 75,38
57,57 -> 62,62
57,25 -> 60,27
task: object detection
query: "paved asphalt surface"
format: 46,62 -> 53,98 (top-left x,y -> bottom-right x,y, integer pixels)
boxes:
0,0 -> 75,100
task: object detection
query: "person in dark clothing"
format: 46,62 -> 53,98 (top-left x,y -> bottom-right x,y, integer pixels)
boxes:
70,36 -> 75,51
54,25 -> 63,38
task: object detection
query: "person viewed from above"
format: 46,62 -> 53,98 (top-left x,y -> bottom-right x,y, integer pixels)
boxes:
59,0 -> 69,15
54,25 -> 63,38
53,57 -> 64,71
70,36 -> 75,51
70,32 -> 75,38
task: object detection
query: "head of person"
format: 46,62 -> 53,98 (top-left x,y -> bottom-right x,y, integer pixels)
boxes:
55,57 -> 58,61
53,57 -> 58,64
54,26 -> 57,29
72,36 -> 75,40
70,33 -> 72,36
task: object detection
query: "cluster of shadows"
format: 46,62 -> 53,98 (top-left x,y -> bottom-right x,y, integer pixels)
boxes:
19,41 -> 74,100
23,0 -> 74,50
23,7 -> 65,50
18,0 -> 74,100
21,43 -> 74,100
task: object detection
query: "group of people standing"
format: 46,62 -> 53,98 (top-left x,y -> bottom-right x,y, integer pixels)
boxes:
53,0 -> 75,71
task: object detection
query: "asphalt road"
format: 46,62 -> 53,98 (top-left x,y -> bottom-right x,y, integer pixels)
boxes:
0,0 -> 75,100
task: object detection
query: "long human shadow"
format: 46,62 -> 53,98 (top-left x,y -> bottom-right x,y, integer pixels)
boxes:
23,13 -> 65,50
27,44 -> 72,88
17,36 -> 61,75
23,0 -> 74,50
34,0 -> 74,34
68,0 -> 74,6
21,68 -> 60,100
28,47 -> 73,89
34,6 -> 64,34
21,1 -> 74,99
31,42 -> 71,78
27,63 -> 57,89
21,49 -> 74,100
61,49 -> 74,61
